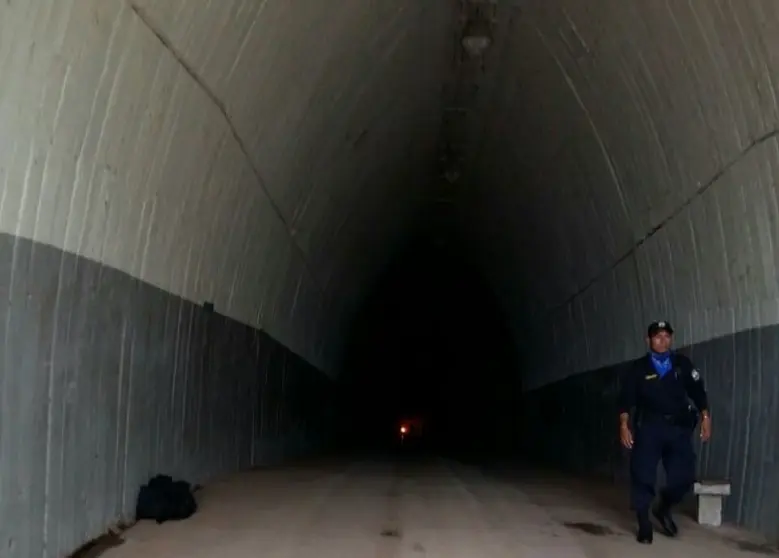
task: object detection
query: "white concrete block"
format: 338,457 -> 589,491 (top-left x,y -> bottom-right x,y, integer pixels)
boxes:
694,481 -> 731,527
697,494 -> 724,527
694,481 -> 731,496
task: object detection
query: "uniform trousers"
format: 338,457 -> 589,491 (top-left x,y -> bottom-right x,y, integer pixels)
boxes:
630,417 -> 696,512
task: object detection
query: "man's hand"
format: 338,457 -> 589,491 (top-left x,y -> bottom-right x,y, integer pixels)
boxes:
620,423 -> 634,449
619,415 -> 634,449
700,413 -> 711,442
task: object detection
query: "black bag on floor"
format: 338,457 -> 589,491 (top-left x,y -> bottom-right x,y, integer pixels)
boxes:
135,474 -> 198,524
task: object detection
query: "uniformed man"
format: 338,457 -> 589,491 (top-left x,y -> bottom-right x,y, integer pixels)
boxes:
618,321 -> 711,544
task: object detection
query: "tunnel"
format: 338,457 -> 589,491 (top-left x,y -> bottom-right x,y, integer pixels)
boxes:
2,1 -> 779,556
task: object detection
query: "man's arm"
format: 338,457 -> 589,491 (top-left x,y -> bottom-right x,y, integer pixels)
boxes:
682,357 -> 709,415
681,356 -> 712,441
617,362 -> 638,448
617,361 -> 638,424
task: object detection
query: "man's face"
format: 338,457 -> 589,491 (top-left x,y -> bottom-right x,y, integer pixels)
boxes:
648,330 -> 672,353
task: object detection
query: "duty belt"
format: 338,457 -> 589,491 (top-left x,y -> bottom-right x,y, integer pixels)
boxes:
642,408 -> 697,428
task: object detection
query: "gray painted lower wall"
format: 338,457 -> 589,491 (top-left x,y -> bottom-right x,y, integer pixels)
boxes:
0,233 -> 336,558
520,327 -> 779,542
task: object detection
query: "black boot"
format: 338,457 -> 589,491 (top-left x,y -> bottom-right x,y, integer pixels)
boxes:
636,511 -> 653,544
653,499 -> 678,537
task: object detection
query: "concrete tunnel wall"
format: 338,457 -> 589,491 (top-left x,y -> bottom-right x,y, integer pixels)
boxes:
2,0 -> 779,555
459,1 -> 779,541
0,0 -> 452,555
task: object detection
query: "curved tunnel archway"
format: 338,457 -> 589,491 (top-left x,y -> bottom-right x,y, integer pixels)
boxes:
2,1 -> 779,555
339,223 -> 521,459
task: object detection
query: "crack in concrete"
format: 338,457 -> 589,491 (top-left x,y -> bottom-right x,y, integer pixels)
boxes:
126,2 -> 326,298
126,1 -> 779,342
552,127 -> 779,316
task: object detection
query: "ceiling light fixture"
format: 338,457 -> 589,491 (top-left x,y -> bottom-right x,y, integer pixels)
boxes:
461,18 -> 492,57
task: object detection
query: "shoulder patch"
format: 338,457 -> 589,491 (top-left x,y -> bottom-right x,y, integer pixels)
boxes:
691,369 -> 701,381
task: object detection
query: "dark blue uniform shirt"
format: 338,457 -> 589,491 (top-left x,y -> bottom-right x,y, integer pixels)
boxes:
618,353 -> 709,418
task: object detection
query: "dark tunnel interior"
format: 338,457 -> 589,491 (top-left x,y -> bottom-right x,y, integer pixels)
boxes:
339,227 -> 521,460
6,3 -> 779,555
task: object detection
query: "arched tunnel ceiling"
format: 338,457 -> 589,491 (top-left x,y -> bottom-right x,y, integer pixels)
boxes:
460,1 -> 779,388
3,1 -> 779,386
1,0 -> 454,372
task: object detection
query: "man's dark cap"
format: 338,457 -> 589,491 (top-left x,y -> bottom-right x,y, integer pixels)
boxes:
648,320 -> 673,337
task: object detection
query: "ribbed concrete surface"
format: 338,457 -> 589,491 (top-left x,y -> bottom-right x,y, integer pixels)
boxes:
0,0 -> 454,370
3,0 -> 779,555
6,1 -> 779,382
463,2 -> 779,388
100,459 -> 771,557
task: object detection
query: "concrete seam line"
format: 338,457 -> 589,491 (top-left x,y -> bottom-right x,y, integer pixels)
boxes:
126,1 -> 327,298
550,127 -> 779,317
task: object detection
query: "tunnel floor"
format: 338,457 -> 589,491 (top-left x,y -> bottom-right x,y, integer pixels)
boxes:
94,458 -> 771,558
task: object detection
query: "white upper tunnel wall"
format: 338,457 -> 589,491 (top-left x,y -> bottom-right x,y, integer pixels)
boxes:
6,0 -> 779,553
0,0 -> 454,374
462,1 -> 779,390
4,0 -> 779,390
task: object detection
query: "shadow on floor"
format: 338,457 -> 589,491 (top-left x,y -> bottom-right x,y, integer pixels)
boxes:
67,530 -> 127,558
476,462 -> 779,555
563,521 -> 617,536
